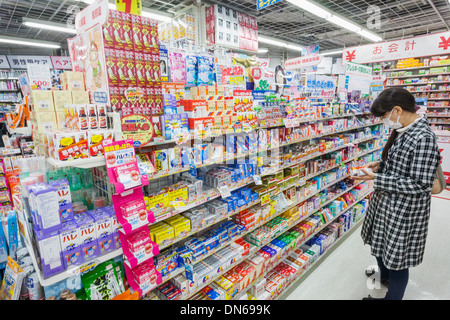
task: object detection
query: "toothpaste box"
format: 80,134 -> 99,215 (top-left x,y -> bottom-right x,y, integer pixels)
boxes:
34,229 -> 65,277
59,220 -> 82,269
74,212 -> 99,261
48,179 -> 73,223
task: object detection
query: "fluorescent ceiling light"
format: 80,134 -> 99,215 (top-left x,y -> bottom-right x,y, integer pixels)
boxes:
326,15 -> 361,33
286,0 -> 331,19
258,48 -> 269,53
258,36 -> 289,47
0,36 -> 60,49
258,36 -> 304,52
286,44 -> 304,51
320,50 -> 343,56
22,18 -> 77,34
287,0 -> 382,42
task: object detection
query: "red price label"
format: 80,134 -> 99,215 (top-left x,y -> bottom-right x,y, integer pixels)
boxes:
251,67 -> 262,81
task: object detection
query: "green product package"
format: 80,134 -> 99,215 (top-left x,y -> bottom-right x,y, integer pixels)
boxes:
81,260 -> 124,300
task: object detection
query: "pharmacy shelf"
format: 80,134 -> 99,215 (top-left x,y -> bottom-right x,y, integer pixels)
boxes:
425,98 -> 450,101
426,114 -> 450,118
184,184 -> 373,300
145,121 -> 382,182
0,89 -> 20,92
427,106 -> 450,109
387,73 -> 450,79
386,81 -> 450,87
385,63 -> 450,72
151,135 -> 382,225
0,147 -> 21,156
149,144 -> 383,253
275,191 -> 373,300
430,122 -> 450,125
155,176 -> 364,295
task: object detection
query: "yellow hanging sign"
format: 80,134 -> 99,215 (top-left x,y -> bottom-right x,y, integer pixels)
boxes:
115,0 -> 142,16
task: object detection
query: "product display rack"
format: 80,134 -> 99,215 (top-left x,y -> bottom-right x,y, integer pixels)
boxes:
179,184 -> 373,300
232,188 -> 373,301
21,139 -> 381,290
151,139 -> 381,299
384,55 -> 450,129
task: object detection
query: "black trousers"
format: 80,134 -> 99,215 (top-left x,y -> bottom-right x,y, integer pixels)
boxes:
376,256 -> 409,300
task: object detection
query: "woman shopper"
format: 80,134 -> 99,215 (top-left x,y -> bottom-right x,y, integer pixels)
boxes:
351,88 -> 441,300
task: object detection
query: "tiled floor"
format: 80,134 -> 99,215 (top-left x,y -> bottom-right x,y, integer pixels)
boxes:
284,189 -> 450,300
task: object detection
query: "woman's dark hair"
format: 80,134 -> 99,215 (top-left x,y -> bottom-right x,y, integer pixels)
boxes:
371,88 -> 417,161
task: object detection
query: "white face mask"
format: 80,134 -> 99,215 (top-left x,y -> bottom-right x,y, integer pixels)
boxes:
383,109 -> 403,129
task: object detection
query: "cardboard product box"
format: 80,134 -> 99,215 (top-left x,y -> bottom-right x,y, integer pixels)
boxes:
52,90 -> 73,113
62,71 -> 85,91
102,10 -> 116,48
134,52 -> 147,87
131,14 -> 144,52
33,111 -> 58,134
71,91 -> 90,105
120,11 -> 134,50
105,47 -> 119,86
31,90 -> 55,113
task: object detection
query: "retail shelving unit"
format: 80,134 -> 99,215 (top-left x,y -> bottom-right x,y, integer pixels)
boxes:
384,57 -> 450,131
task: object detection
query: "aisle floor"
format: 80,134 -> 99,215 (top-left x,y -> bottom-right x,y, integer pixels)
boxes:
285,189 -> 450,300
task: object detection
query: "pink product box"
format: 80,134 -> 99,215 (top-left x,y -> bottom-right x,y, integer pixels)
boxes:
132,260 -> 159,286
126,229 -> 153,254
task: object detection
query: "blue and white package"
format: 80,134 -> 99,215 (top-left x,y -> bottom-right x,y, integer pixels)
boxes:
197,55 -> 215,86
186,55 -> 198,87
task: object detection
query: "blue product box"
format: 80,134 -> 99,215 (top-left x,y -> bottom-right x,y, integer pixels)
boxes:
177,246 -> 194,266
203,235 -> 220,253
239,188 -> 252,203
221,221 -> 238,238
221,198 -> 235,212
212,227 -> 229,244
48,179 -> 74,223
251,192 -> 259,202
236,224 -> 246,234
181,148 -> 191,167
261,246 -> 277,257
161,113 -> 189,140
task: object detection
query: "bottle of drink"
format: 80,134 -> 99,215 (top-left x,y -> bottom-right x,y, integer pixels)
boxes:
98,105 -> 107,129
79,107 -> 88,131
88,105 -> 98,130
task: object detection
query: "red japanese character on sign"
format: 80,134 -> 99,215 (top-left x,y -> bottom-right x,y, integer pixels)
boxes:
388,43 -> 399,53
80,17 -> 86,27
405,40 -> 416,51
373,46 -> 382,55
346,50 -> 356,62
439,36 -> 450,50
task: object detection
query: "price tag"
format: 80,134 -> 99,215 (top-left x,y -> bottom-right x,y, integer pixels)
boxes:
253,175 -> 262,185
217,185 -> 232,198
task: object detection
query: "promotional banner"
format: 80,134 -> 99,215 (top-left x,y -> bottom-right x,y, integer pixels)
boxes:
121,114 -> 155,148
75,0 -> 109,33
115,0 -> 141,15
343,30 -> 450,65
344,61 -> 373,95
257,0 -> 282,10
68,23 -> 109,104
284,54 -> 322,71
26,62 -> 52,90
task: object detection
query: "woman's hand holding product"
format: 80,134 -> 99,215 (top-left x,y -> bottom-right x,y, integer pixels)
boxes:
350,167 -> 375,181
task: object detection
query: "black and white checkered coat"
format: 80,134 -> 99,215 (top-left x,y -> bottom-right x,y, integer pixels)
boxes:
361,116 -> 441,271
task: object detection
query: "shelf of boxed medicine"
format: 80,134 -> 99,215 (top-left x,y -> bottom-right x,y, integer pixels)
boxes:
145,121 -> 383,180
148,141 -> 383,233
387,73 -> 450,79
43,120 -> 381,171
152,149 -> 380,299
167,180 -> 373,300
155,175 -> 357,288
273,189 -> 374,301
24,141 -> 382,289
232,185 -> 373,301
386,63 -> 450,72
